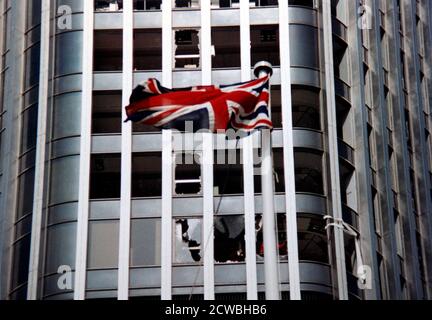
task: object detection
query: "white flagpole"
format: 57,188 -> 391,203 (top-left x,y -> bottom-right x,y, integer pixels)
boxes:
254,62 -> 280,300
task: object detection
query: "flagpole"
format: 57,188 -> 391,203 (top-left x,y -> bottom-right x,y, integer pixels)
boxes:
254,61 -> 280,300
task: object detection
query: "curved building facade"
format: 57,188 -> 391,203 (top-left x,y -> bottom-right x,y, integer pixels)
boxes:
0,0 -> 431,300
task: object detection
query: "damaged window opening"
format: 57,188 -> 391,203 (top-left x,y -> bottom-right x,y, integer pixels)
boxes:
214,215 -> 245,263
174,29 -> 200,69
133,0 -> 161,10
174,0 -> 200,9
95,0 -> 123,11
174,153 -> 202,196
212,27 -> 240,68
174,218 -> 202,264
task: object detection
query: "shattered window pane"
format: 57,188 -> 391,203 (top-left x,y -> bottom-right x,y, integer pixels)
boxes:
174,29 -> 200,69
174,218 -> 202,264
214,216 -> 245,263
174,153 -> 202,195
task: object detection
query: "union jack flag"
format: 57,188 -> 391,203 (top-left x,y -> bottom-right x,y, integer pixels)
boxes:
125,76 -> 273,133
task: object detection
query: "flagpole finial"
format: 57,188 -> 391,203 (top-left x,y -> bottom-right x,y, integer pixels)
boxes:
253,61 -> 273,78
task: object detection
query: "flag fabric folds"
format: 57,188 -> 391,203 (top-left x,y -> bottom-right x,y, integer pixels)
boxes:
125,76 -> 273,133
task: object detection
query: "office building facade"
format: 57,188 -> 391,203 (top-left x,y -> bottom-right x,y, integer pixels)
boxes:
0,0 -> 431,300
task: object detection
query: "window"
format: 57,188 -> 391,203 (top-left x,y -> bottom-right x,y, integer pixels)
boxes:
174,29 -> 200,69
174,0 -> 200,9
174,218 -> 202,264
174,153 -> 202,196
256,213 -> 288,259
251,25 -> 280,67
132,152 -> 162,198
214,150 -> 244,195
133,0 -> 161,10
292,87 -> 321,130
211,27 -> 240,68
94,30 -> 123,72
90,154 -> 121,199
130,218 -> 161,266
134,29 -> 162,71
95,0 -> 123,11
294,150 -> 324,195
214,215 -> 245,263
297,214 -> 328,263
92,91 -> 122,134
270,85 -> 282,128
87,220 -> 119,269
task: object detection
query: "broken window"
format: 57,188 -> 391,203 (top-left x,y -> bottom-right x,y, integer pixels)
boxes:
174,0 -> 200,9
134,29 -> 162,71
174,29 -> 200,69
174,152 -> 202,196
132,152 -> 162,198
94,30 -> 123,71
92,90 -> 122,134
213,150 -> 244,195
95,0 -> 123,11
90,154 -> 121,199
255,213 -> 288,259
251,25 -> 280,67
212,27 -> 240,68
133,0 -> 161,10
174,218 -> 202,264
214,215 -> 245,263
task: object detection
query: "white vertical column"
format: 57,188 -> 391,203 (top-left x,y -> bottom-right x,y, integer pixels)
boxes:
161,0 -> 173,300
74,0 -> 94,300
278,0 -> 301,300
322,0 -> 348,300
27,0 -> 50,300
118,0 -> 133,300
201,0 -> 215,300
240,0 -> 258,301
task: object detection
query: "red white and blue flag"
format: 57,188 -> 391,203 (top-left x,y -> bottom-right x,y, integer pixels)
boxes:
125,76 -> 273,133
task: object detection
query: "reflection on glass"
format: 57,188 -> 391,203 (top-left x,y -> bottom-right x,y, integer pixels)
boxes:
174,219 -> 202,263
214,216 -> 245,263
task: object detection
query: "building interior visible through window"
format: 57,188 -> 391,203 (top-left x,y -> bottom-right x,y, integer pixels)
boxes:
95,0 -> 123,11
